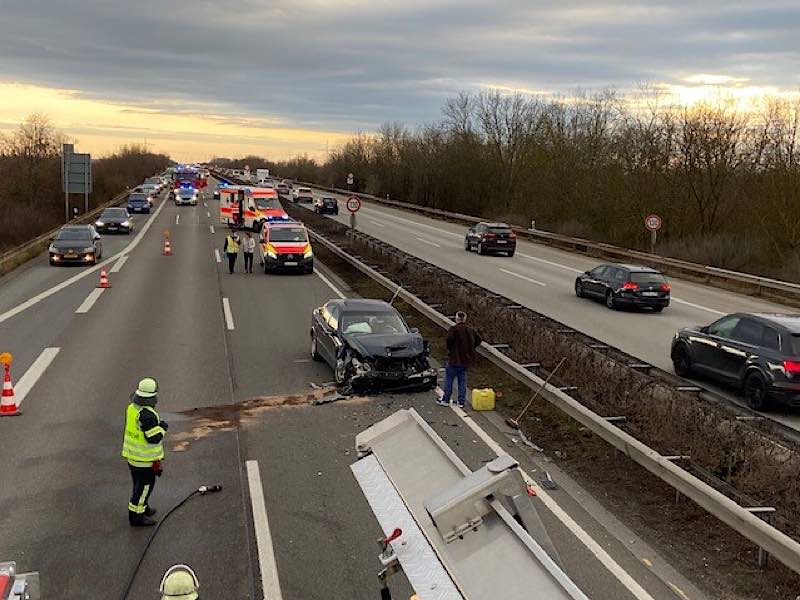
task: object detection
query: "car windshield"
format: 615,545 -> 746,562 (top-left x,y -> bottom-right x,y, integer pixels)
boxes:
340,311 -> 409,335
101,208 -> 127,218
270,227 -> 308,242
179,188 -> 195,195
130,194 -> 147,202
630,272 -> 666,284
256,198 -> 281,209
56,229 -> 91,241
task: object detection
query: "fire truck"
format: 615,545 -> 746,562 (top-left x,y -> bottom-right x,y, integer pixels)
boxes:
219,186 -> 289,231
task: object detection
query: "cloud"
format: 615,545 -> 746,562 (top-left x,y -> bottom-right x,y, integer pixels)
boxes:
1,0 -> 799,159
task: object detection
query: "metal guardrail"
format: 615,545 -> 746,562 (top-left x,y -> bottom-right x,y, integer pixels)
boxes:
306,226 -> 800,576
294,179 -> 800,301
0,189 -> 131,277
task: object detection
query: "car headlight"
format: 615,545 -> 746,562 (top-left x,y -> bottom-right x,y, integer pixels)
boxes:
121,221 -> 130,227
95,221 -> 104,226
266,243 -> 278,259
303,243 -> 313,258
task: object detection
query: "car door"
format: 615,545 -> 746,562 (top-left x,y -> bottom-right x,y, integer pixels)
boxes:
717,318 -> 765,381
582,266 -> 608,297
316,303 -> 340,367
693,315 -> 741,380
468,224 -> 483,248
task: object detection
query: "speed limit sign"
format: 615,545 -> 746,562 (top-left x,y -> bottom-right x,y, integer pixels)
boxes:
644,214 -> 662,231
346,196 -> 361,213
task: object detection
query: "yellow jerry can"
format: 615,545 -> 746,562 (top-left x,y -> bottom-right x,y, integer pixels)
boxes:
470,388 -> 496,411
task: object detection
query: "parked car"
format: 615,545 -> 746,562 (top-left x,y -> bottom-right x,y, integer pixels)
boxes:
310,298 -> 437,391
262,222 -> 314,274
671,313 -> 800,410
575,264 -> 670,312
314,196 -> 339,215
464,222 -> 516,256
127,192 -> 151,214
49,225 -> 102,265
292,187 -> 313,203
95,207 -> 132,234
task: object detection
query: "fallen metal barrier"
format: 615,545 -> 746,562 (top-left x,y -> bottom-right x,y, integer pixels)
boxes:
306,226 -> 800,576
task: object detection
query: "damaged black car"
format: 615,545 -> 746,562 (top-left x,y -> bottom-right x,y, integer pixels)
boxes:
310,298 -> 437,392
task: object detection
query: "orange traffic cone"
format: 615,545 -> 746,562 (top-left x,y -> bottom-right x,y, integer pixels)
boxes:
98,268 -> 111,288
0,355 -> 20,416
163,238 -> 172,256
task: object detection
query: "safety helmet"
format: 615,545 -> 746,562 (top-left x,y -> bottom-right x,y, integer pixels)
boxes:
136,377 -> 158,398
159,564 -> 199,600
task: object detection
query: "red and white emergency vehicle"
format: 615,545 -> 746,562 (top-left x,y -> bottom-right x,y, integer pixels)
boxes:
219,186 -> 289,231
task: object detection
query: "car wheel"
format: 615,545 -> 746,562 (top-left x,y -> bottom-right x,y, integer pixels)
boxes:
477,242 -> 485,255
605,291 -> 616,309
507,250 -> 515,257
672,345 -> 692,377
335,352 -> 351,385
310,333 -> 322,361
744,372 -> 770,411
575,281 -> 584,298
652,306 -> 664,313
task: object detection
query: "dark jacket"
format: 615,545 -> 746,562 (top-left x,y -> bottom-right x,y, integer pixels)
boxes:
446,323 -> 483,367
133,394 -> 167,444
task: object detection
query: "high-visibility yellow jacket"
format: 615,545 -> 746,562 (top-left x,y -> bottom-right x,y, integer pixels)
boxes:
121,403 -> 165,467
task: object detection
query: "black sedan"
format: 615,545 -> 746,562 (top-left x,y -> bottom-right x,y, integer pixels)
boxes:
671,313 -> 800,410
314,196 -> 339,215
575,264 -> 670,312
95,207 -> 132,234
310,298 -> 437,392
464,222 -> 516,256
49,225 -> 103,265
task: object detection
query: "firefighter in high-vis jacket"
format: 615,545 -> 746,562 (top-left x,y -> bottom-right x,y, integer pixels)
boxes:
122,377 -> 168,527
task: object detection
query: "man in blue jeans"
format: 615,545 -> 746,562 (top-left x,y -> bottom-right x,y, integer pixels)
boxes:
438,311 -> 482,408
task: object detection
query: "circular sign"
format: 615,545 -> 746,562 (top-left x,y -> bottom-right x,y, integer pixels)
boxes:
644,214 -> 662,232
346,196 -> 361,213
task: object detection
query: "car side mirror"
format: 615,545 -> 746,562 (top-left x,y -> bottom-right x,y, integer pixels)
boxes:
700,326 -> 709,334
410,327 -> 419,334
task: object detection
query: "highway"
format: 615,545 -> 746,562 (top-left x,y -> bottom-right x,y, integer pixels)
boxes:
0,179 -> 710,599
293,189 -> 800,430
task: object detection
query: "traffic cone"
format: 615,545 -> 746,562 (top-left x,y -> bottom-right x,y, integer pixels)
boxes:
98,268 -> 111,288
1,361 -> 20,416
163,238 -> 172,256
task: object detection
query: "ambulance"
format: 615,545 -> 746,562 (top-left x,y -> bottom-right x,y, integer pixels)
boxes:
219,186 -> 290,231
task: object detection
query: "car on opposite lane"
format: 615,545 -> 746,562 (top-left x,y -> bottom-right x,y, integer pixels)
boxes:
261,221 -> 314,274
95,207 -> 133,234
310,298 -> 437,392
49,225 -> 103,265
292,187 -> 313,203
127,192 -> 151,214
671,313 -> 800,410
314,196 -> 339,215
464,222 -> 517,256
575,264 -> 671,312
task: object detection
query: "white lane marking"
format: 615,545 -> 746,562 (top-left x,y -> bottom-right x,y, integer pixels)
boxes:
75,288 -> 105,314
176,214 -> 180,225
671,297 -> 724,315
210,225 -> 216,234
207,211 -> 211,218
214,249 -> 222,264
370,219 -> 385,227
361,208 -> 461,238
15,347 -> 60,406
315,270 -> 346,299
447,401 -> 656,600
0,197 -> 167,324
517,252 -> 583,274
110,255 -> 128,273
246,460 -> 284,600
416,237 -> 441,248
204,202 -> 208,208
499,267 -> 546,287
222,297 -> 235,330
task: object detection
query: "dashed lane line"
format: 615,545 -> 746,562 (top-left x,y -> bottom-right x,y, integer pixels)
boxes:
499,267 -> 546,287
214,249 -> 222,264
75,288 -> 105,314
246,460 -> 284,600
415,237 -> 441,248
15,347 -> 60,407
210,225 -> 216,234
110,256 -> 128,273
314,269 -> 346,299
222,297 -> 235,330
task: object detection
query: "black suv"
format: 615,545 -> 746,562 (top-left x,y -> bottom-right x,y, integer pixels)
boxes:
314,196 -> 339,215
464,222 -> 516,256
671,313 -> 800,410
575,264 -> 670,311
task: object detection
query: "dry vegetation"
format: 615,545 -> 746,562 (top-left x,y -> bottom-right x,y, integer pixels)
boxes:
0,114 -> 170,252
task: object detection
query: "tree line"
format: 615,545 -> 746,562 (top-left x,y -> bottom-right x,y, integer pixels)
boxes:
0,114 -> 171,252
216,89 -> 800,282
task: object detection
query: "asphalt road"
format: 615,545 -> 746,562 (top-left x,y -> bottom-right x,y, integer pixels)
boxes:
0,179 -> 705,600
292,190 -> 800,430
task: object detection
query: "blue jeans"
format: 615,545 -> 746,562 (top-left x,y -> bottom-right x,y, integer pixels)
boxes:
442,365 -> 467,406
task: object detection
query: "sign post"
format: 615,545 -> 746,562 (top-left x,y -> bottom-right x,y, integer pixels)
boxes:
346,195 -> 361,229
644,214 -> 662,253
62,144 -> 92,223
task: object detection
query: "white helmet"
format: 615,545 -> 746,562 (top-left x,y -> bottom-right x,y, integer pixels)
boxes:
160,564 -> 199,600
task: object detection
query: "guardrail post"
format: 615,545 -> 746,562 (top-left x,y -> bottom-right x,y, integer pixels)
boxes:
747,507 -> 777,568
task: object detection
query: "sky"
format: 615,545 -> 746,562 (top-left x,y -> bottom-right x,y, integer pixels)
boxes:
1,0 -> 799,162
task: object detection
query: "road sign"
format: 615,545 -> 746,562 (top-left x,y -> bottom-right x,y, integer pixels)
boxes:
62,145 -> 92,194
346,196 -> 361,213
347,173 -> 354,186
644,214 -> 662,232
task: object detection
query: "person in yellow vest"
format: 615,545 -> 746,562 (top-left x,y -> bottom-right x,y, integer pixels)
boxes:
223,232 -> 240,274
122,377 -> 168,527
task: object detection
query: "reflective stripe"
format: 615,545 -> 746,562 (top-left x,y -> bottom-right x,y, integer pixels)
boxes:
129,482 -> 151,514
121,403 -> 164,463
144,425 -> 166,438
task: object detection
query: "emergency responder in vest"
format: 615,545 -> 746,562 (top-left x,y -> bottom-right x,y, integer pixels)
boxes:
160,564 -> 199,600
223,232 -> 240,274
121,377 -> 168,527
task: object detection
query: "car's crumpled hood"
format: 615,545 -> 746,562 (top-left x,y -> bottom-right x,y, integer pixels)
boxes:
343,333 -> 425,359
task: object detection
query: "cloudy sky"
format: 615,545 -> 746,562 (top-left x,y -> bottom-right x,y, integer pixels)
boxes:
1,0 -> 799,161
